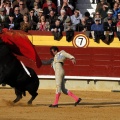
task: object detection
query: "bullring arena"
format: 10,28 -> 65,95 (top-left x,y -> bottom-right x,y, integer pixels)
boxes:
0,87 -> 120,120
1,31 -> 120,120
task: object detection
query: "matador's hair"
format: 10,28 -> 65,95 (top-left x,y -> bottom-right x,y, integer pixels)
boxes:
50,46 -> 59,52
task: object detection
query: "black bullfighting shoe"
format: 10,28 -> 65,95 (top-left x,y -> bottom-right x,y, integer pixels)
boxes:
74,98 -> 82,106
49,104 -> 58,108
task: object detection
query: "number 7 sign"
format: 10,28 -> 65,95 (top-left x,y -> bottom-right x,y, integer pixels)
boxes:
72,34 -> 89,48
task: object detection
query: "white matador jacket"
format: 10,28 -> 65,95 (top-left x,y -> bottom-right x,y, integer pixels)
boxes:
42,50 -> 75,94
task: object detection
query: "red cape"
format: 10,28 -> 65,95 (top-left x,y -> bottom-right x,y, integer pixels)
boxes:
0,29 -> 42,68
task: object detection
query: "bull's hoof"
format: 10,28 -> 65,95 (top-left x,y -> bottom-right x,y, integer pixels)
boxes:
13,96 -> 22,103
27,100 -> 32,105
27,94 -> 38,105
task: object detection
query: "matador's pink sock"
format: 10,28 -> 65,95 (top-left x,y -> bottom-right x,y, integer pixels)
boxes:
53,93 -> 61,105
67,91 -> 79,102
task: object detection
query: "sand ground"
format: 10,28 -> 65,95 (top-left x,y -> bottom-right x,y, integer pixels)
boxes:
0,88 -> 120,120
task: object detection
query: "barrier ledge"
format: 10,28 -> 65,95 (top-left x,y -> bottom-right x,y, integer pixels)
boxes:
27,31 -> 120,48
38,75 -> 120,81
38,75 -> 120,91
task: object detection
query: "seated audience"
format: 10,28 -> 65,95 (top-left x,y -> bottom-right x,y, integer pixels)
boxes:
60,0 -> 73,16
112,2 -> 120,19
61,0 -> 74,11
29,0 -> 43,10
95,0 -> 110,12
46,10 -> 58,26
76,17 -> 87,32
64,17 -> 75,42
12,0 -> 21,8
4,0 -> 13,16
36,15 -> 50,31
58,9 -> 70,25
13,6 -> 23,30
4,13 -> 18,30
20,14 -> 31,32
84,11 -> 94,37
37,8 -> 43,20
50,19 -> 63,40
0,7 -> 7,29
43,0 -> 57,17
19,0 -> 29,16
91,18 -> 106,43
104,9 -> 117,23
116,15 -> 120,41
28,9 -> 38,30
33,2 -> 41,17
103,17 -> 116,44
94,11 -> 102,19
98,2 -> 109,21
42,0 -> 56,10
70,9 -> 82,31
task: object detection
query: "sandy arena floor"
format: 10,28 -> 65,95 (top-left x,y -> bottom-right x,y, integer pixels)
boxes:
0,88 -> 120,120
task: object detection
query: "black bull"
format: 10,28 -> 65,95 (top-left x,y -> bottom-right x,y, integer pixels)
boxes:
0,39 -> 39,104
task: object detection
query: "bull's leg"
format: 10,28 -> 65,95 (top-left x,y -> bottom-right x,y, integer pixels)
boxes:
27,92 -> 38,105
13,89 -> 22,103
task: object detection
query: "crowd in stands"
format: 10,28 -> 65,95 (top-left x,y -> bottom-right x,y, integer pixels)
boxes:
0,0 -> 120,44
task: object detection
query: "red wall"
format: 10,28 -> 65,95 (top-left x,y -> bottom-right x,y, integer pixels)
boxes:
17,46 -> 120,77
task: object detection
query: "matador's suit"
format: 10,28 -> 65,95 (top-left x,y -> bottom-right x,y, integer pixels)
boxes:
53,50 -> 75,94
42,50 -> 81,107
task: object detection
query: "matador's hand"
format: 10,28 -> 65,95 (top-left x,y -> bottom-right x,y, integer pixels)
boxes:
71,58 -> 76,64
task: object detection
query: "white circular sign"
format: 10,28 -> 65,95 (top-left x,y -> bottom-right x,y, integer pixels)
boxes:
76,36 -> 87,47
73,34 -> 89,48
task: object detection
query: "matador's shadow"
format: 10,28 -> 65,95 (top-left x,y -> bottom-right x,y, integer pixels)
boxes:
60,101 -> 120,108
35,101 -> 120,108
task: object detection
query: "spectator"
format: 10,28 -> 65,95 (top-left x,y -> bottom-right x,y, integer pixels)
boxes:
96,0 -> 110,12
64,17 -> 75,42
28,9 -> 38,30
98,2 -> 109,21
43,0 -> 57,17
103,17 -> 116,44
76,17 -> 87,32
50,19 -> 63,40
37,8 -> 43,20
114,0 -> 120,5
46,10 -> 58,26
33,2 -> 41,17
58,9 -> 70,25
13,6 -> 23,29
116,12 -> 120,22
91,18 -> 106,43
94,12 -> 102,23
29,0 -> 43,10
4,12 -> 18,30
64,17 -> 75,31
61,0 -> 74,11
42,0 -> 56,10
12,0 -> 20,8
104,9 -> 117,23
20,14 -> 31,32
116,13 -> 120,40
112,2 -> 120,18
0,7 -> 7,30
84,12 -> 94,30
4,0 -> 13,16
36,15 -> 50,31
60,0 -> 73,16
84,11 -> 94,37
19,0 -> 29,16
70,9 -> 82,31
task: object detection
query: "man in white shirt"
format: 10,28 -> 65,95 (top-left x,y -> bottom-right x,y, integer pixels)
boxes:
70,9 -> 82,31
